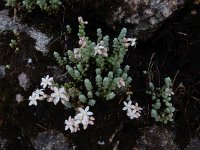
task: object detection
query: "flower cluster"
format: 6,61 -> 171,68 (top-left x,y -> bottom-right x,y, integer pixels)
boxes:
50,87 -> 69,105
28,17 -> 141,133
123,100 -> 142,119
29,75 -> 95,133
65,106 -> 95,133
28,75 -> 69,106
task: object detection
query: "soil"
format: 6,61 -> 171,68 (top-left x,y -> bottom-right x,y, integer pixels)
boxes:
0,0 -> 200,150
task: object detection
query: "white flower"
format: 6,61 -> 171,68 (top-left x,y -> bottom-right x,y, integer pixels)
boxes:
28,89 -> 46,106
124,37 -> 137,48
75,106 -> 94,129
165,88 -> 174,96
82,116 -> 95,130
78,16 -> 88,24
65,116 -> 74,132
78,16 -> 83,23
123,100 -> 134,113
28,94 -> 37,106
126,38 -> 137,47
51,87 -> 69,105
132,102 -> 143,113
34,89 -> 45,97
117,78 -> 125,88
33,89 -> 46,100
74,48 -> 82,59
127,110 -> 137,119
65,116 -> 79,133
79,37 -> 87,48
94,41 -> 108,57
40,75 -> 53,89
123,100 -> 143,119
127,110 -> 140,119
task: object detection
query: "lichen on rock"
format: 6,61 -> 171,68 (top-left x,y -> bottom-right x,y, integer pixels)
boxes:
109,0 -> 185,40
31,130 -> 72,150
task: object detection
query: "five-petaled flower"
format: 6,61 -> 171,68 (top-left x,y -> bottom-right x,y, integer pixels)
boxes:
124,37 -> 137,48
51,87 -> 69,105
64,106 -> 95,133
123,100 -> 134,113
40,75 -> 53,89
28,94 -> 38,106
75,106 -> 94,129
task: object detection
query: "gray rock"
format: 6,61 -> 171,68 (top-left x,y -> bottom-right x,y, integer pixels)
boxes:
136,126 -> 177,150
18,72 -> 30,91
31,130 -> 72,150
15,93 -> 24,103
0,136 -> 7,150
0,65 -> 5,78
109,0 -> 186,40
186,138 -> 200,150
0,10 -> 52,54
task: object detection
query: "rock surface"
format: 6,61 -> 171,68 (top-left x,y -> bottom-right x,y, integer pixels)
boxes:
15,93 -> 24,103
0,65 -> 5,78
186,138 -> 200,150
18,72 -> 30,91
108,0 -> 185,40
0,136 -> 7,150
136,126 -> 177,149
31,130 -> 72,150
0,10 -> 51,54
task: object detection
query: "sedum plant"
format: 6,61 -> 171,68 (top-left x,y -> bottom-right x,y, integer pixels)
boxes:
5,0 -> 17,7
4,0 -> 62,12
146,77 -> 175,124
28,17 -> 141,133
54,17 -> 135,105
9,30 -> 20,52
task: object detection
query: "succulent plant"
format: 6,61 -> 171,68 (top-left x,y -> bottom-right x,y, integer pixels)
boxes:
147,77 -> 175,124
